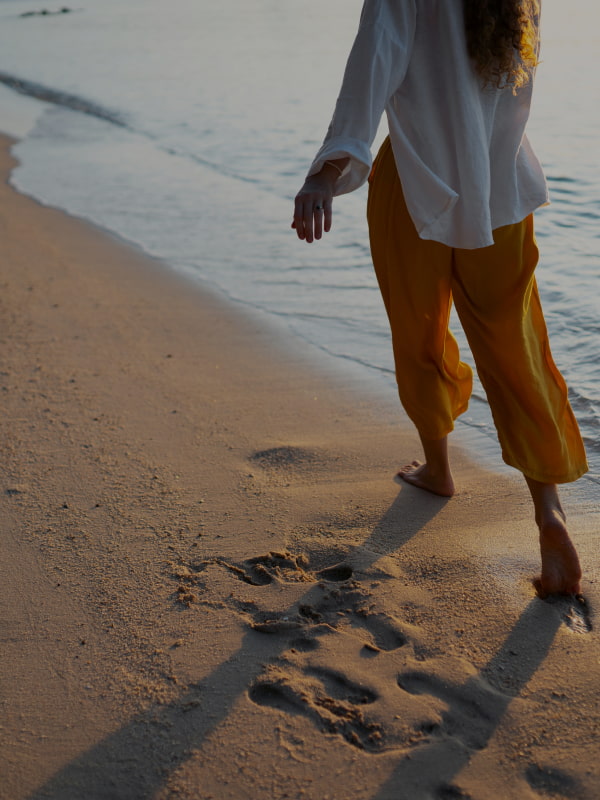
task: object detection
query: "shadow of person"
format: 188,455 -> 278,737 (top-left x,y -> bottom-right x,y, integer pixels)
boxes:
372,598 -> 564,799
26,488 -> 565,800
358,480 -> 451,559
28,484 -> 446,799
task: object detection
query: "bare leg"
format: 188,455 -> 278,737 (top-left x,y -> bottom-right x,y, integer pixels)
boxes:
396,434 -> 456,497
525,477 -> 582,597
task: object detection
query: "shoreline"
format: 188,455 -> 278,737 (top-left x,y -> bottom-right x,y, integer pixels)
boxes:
4,114 -> 598,509
2,78 -> 598,503
1,133 -> 598,800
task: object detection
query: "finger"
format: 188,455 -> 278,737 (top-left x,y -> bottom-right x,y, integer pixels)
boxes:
293,197 -> 306,240
303,202 -> 314,243
323,197 -> 333,233
313,205 -> 324,240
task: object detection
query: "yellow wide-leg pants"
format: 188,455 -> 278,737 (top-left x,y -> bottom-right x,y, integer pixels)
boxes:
367,137 -> 587,484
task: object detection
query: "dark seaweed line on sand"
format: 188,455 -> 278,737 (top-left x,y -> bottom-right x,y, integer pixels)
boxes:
0,70 -> 261,186
0,71 -> 125,127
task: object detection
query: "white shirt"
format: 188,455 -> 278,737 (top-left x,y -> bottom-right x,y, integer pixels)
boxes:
307,0 -> 549,249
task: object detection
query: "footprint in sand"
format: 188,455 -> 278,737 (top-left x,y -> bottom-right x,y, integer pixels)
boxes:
293,581 -> 409,653
542,594 -> 593,634
170,551 -> 319,592
174,549 -> 409,656
213,551 -> 329,587
173,536 -> 411,654
249,664 -> 383,752
181,549 -> 423,754
250,446 -> 322,469
397,670 -> 507,751
197,548 -> 409,654
234,556 -> 408,653
248,445 -> 333,487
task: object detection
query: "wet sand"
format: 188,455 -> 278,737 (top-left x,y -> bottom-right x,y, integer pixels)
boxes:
0,134 -> 598,800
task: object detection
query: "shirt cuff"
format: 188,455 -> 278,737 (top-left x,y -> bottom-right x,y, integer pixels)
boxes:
306,136 -> 372,196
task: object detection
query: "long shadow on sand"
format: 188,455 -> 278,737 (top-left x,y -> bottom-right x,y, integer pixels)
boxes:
27,487 -> 564,800
372,598 -> 564,800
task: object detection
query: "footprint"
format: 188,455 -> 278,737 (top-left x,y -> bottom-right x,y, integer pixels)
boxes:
354,612 -> 408,652
190,550 -> 356,594
542,594 -> 593,634
216,551 -> 312,586
212,554 -> 353,588
194,553 -> 409,653
397,671 -> 503,750
292,585 -> 409,652
248,677 -> 307,717
249,600 -> 407,656
246,551 -> 312,583
306,667 -> 378,705
249,665 -> 383,752
250,446 -> 323,471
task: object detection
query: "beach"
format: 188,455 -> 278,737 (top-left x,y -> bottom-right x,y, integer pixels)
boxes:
1,133 -> 599,800
1,0 -> 600,490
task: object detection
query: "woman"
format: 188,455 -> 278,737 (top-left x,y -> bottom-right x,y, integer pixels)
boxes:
292,0 -> 587,597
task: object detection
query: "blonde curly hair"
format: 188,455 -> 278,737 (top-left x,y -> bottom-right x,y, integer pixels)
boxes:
463,0 -> 540,90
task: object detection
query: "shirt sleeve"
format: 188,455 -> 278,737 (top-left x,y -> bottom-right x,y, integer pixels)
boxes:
306,0 -> 417,195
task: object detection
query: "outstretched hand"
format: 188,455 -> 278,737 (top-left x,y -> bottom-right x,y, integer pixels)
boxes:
292,172 -> 335,243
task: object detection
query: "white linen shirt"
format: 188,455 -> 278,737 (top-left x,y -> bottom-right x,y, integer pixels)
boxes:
307,0 -> 549,249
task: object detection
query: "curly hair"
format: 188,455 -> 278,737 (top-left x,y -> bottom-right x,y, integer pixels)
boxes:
463,0 -> 540,90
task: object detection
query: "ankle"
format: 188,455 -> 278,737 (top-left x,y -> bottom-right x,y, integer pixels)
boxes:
525,477 -> 565,529
419,435 -> 451,477
426,462 -> 453,480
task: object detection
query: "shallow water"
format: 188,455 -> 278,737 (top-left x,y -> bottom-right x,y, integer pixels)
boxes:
0,0 -> 598,497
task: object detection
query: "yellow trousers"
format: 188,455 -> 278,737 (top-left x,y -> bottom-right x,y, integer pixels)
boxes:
367,137 -> 587,483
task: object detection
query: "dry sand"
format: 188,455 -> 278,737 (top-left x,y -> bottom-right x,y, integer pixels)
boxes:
0,133 -> 598,800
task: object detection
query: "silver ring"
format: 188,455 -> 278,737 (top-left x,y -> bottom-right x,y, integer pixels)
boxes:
314,205 -> 323,211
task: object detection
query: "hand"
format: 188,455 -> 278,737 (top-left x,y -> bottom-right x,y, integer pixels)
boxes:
291,170 -> 336,243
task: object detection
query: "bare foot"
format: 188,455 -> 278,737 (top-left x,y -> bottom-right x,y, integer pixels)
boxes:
535,509 -> 582,598
395,460 -> 455,497
525,477 -> 583,598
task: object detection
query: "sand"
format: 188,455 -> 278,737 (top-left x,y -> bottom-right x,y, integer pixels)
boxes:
0,133 -> 598,800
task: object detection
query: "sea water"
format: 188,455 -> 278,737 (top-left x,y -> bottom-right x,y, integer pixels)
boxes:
0,0 -> 598,498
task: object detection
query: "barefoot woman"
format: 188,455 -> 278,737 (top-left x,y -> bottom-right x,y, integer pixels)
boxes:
292,0 -> 587,596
